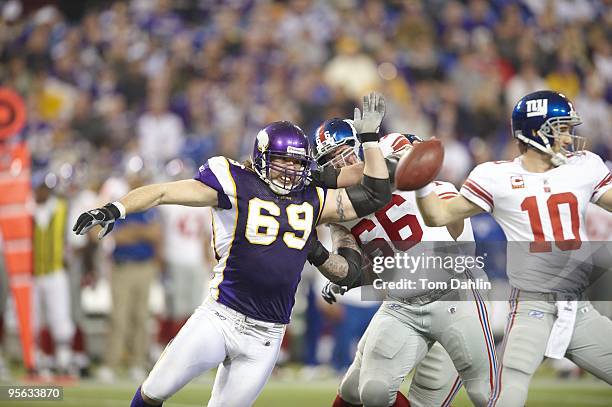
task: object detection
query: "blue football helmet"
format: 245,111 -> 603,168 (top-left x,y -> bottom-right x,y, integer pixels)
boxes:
252,121 -> 313,195
312,118 -> 361,169
511,90 -> 583,166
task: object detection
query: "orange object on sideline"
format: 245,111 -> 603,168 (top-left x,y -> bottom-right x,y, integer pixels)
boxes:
0,141 -> 34,369
0,87 -> 27,141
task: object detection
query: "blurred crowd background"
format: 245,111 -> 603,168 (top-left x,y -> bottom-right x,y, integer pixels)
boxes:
0,0 -> 610,384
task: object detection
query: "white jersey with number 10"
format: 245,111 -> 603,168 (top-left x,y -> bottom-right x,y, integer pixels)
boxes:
460,151 -> 612,292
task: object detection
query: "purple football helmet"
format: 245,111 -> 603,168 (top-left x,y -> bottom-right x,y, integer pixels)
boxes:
252,121 -> 313,195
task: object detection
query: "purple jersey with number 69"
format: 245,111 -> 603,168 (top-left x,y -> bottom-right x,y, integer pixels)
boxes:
195,156 -> 327,324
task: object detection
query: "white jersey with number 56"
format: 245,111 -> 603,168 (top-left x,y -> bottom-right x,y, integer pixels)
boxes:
460,151 -> 612,292
345,182 -> 473,244
343,182 -> 476,299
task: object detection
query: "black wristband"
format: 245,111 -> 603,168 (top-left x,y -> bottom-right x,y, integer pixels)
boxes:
307,240 -> 330,267
103,203 -> 121,220
357,132 -> 380,143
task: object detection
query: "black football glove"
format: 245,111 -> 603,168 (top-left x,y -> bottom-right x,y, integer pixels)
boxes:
321,281 -> 348,304
73,202 -> 123,239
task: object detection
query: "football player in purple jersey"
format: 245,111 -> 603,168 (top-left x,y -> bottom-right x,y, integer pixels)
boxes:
73,93 -> 391,407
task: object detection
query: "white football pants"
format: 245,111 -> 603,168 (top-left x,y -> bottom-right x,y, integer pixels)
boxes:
33,270 -> 75,343
142,296 -> 286,406
489,291 -> 612,407
339,289 -> 497,407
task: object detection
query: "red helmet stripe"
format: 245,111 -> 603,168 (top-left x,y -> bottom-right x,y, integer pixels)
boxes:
318,127 -> 326,143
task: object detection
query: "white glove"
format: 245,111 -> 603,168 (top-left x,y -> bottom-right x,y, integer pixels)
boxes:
353,92 -> 386,136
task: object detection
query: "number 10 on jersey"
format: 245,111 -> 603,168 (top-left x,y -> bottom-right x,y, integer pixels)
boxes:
521,192 -> 581,252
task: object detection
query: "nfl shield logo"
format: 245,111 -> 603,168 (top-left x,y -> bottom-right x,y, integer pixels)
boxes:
511,175 -> 524,189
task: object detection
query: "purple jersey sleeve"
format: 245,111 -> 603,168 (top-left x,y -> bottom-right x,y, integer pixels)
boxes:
194,160 -> 232,209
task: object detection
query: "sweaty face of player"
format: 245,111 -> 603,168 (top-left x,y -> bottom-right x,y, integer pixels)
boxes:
268,156 -> 305,190
322,144 -> 360,169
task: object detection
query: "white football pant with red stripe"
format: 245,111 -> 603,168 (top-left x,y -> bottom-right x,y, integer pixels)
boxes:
488,289 -> 612,407
337,288 -> 497,407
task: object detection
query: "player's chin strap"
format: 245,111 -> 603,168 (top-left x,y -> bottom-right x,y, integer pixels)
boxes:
268,180 -> 292,195
253,154 -> 303,195
515,132 -> 567,167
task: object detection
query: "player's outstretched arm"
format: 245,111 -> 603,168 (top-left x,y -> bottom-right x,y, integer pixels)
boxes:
73,179 -> 218,239
319,92 -> 391,223
596,189 -> 612,212
416,186 -> 483,227
315,155 -> 399,189
119,179 -> 218,212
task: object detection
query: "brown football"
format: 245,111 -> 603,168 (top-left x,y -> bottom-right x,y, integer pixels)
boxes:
394,138 -> 444,191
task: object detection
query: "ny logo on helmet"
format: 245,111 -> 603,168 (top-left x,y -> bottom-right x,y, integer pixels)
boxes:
526,99 -> 548,117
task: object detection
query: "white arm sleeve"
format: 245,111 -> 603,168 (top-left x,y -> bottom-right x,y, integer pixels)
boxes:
460,163 -> 496,213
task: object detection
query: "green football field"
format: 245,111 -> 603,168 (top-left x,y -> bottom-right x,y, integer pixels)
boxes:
2,375 -> 611,406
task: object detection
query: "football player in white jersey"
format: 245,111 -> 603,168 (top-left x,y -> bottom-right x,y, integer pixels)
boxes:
73,93 -> 392,407
158,202 -> 214,343
415,90 -> 612,406
308,124 -> 497,407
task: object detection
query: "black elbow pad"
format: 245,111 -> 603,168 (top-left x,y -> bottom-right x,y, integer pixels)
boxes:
335,247 -> 363,289
309,166 -> 340,189
346,175 -> 392,217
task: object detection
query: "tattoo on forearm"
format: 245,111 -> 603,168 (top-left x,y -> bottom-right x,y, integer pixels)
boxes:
330,224 -> 360,252
315,223 -> 364,282
337,234 -> 360,251
336,191 -> 345,222
318,254 -> 348,282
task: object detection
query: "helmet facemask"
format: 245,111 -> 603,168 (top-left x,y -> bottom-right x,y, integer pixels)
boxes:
254,150 -> 312,195
534,114 -> 583,166
319,143 -> 362,169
